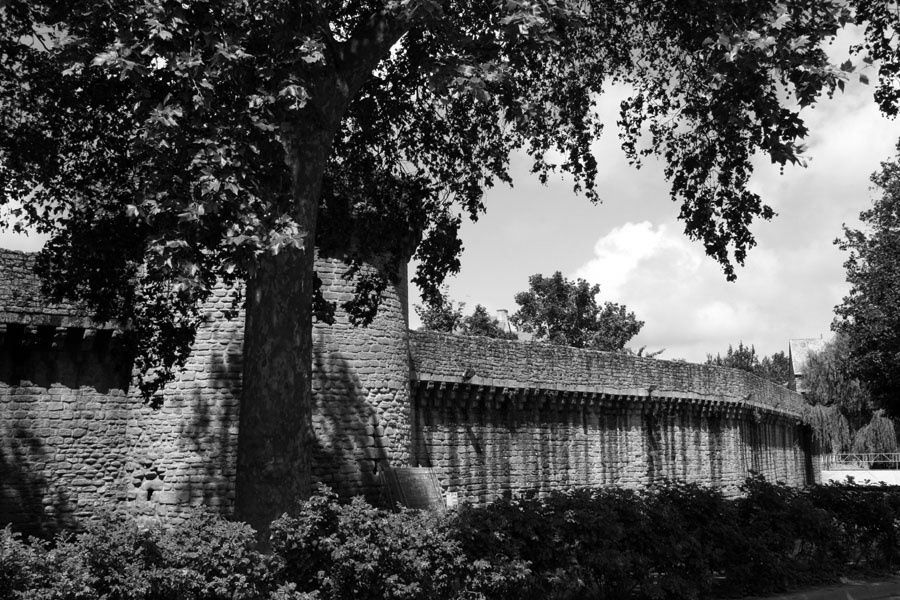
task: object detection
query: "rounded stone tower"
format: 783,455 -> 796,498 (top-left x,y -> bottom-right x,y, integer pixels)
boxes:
122,253 -> 412,522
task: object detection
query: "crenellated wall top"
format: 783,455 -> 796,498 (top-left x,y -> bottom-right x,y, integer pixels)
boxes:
408,331 -> 808,419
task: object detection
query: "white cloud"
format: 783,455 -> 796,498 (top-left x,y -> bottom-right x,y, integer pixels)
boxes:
0,231 -> 46,252
571,221 -> 846,363
572,221 -> 708,299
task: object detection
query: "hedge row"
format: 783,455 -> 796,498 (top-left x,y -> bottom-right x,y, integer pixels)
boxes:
3,477 -> 900,600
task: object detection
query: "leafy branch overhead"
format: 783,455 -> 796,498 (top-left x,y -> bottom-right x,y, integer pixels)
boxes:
2,0 -> 899,397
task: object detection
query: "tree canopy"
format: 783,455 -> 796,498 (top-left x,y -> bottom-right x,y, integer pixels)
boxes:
706,342 -> 760,373
834,141 -> 900,416
414,289 -> 465,333
460,304 -> 518,340
3,0 -> 900,530
511,271 -> 642,351
1,1 -> 889,392
705,342 -> 791,386
415,293 -> 516,339
801,334 -> 897,454
803,333 -> 872,418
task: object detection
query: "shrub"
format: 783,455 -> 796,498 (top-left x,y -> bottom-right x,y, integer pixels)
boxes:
0,527 -> 51,599
716,476 -> 845,596
451,484 -> 737,600
5,478 -> 900,600
271,486 -> 469,600
449,478 -> 900,600
807,480 -> 900,571
1,511 -> 272,600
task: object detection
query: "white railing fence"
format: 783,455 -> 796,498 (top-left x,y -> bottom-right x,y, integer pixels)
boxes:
823,453 -> 900,470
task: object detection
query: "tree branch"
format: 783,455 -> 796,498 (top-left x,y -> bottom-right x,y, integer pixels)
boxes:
336,1 -> 435,97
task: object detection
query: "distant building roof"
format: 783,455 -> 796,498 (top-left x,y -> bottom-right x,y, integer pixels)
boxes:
788,337 -> 827,393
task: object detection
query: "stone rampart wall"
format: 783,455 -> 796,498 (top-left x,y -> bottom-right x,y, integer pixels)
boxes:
0,326 -> 132,529
1,250 -> 815,533
409,331 -> 805,417
122,284 -> 245,523
0,251 -> 410,532
409,332 -> 813,502
308,257 -> 411,498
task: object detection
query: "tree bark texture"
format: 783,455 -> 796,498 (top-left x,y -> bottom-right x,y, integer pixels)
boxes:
235,121 -> 335,539
233,25 -> 405,535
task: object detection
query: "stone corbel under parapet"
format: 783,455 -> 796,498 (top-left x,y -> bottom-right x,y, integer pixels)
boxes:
0,322 -> 122,353
411,377 -> 805,425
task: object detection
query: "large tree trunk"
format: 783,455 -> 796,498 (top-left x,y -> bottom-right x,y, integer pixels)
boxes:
232,13 -> 408,536
235,122 -> 335,539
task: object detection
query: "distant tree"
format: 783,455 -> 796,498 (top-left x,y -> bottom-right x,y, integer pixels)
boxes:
851,410 -> 898,454
834,141 -> 900,415
757,351 -> 792,386
511,272 -> 642,351
706,343 -> 792,386
706,342 -> 759,373
460,304 -> 517,340
801,334 -> 899,454
414,290 -> 464,333
803,333 -> 872,421
416,296 -> 516,340
803,404 -> 851,455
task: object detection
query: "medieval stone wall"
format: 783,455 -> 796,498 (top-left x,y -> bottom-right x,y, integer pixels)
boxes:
409,332 -> 812,502
309,257 -> 411,499
122,284 -> 245,524
1,249 -> 814,534
0,250 -> 133,530
0,250 -> 411,532
0,327 -> 132,530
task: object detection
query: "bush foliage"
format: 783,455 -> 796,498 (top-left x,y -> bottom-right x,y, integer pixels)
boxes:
3,478 -> 900,600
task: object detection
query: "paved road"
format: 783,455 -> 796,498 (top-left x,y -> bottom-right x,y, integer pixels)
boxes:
737,576 -> 900,600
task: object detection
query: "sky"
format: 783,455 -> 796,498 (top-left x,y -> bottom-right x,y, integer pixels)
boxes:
3,31 -> 899,365
407,32 -> 900,363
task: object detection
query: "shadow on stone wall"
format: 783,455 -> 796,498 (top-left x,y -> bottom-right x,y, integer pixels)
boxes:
0,331 -> 129,534
1,327 -> 131,392
418,398 -> 611,502
172,349 -> 241,512
0,422 -> 73,536
708,416 -> 724,485
311,345 -> 388,502
417,395 -> 812,503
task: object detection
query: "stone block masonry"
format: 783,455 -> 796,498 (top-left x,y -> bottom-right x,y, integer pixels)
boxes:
310,258 -> 412,499
0,250 -> 412,532
0,249 -> 815,533
409,332 -> 813,502
123,256 -> 411,524
0,326 -> 133,529
121,282 -> 245,524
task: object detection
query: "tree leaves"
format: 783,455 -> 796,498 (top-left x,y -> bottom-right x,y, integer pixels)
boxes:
4,0 -> 900,396
834,140 -> 900,416
511,271 -> 642,351
415,295 -> 517,339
